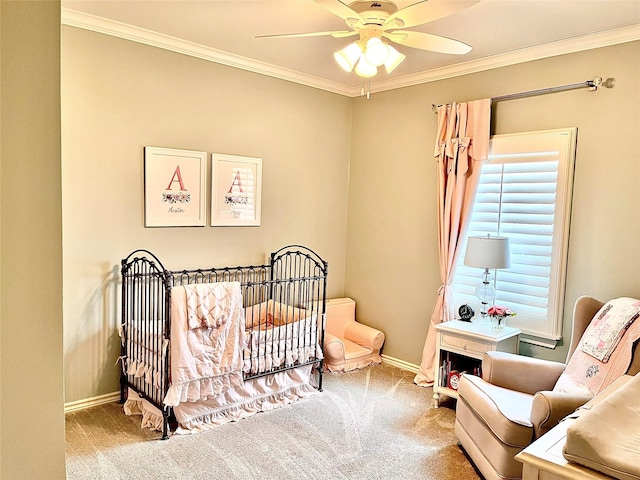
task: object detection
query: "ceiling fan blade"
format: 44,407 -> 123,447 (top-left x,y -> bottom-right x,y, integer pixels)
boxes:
384,31 -> 472,54
256,30 -> 356,39
314,0 -> 364,23
384,0 -> 479,30
331,30 -> 359,38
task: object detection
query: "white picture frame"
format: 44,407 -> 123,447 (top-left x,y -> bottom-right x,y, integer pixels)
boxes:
211,153 -> 262,227
144,146 -> 207,227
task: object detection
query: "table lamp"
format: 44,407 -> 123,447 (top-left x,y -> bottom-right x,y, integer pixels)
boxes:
464,234 -> 511,319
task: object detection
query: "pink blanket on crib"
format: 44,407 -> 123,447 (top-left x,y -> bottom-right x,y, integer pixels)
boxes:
164,283 -> 246,407
184,282 -> 238,329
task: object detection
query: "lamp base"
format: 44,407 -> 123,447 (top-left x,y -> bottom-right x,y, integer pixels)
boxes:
475,270 -> 496,313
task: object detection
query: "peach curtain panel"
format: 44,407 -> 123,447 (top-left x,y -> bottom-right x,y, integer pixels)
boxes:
414,99 -> 491,386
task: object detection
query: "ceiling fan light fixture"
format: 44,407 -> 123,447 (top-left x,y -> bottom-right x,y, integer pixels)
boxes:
259,0 -> 479,84
383,44 -> 406,73
334,42 -> 362,72
354,56 -> 377,78
364,36 -> 389,67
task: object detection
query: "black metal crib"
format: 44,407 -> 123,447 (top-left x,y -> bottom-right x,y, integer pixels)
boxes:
119,245 -> 328,439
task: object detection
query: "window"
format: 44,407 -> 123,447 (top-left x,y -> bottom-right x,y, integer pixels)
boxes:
452,128 -> 577,342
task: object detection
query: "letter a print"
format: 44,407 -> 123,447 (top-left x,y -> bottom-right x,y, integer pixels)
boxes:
165,165 -> 187,191
227,170 -> 244,194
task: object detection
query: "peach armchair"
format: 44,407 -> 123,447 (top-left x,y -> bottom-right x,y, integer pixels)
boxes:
455,296 -> 640,480
323,298 -> 385,372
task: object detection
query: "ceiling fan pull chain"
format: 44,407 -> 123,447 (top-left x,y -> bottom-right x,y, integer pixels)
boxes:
359,78 -> 372,99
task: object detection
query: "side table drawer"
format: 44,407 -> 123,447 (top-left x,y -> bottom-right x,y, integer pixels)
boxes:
441,332 -> 491,356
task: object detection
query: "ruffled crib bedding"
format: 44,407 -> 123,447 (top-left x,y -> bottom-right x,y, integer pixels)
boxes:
125,364 -> 316,434
121,325 -> 167,391
124,287 -> 320,434
172,364 -> 316,433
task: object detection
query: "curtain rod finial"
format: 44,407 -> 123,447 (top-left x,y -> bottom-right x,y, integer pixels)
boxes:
588,76 -> 615,91
589,77 -> 602,91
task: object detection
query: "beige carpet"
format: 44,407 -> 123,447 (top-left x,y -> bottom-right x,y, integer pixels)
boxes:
66,364 -> 480,480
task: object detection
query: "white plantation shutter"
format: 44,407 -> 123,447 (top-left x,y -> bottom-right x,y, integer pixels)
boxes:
452,128 -> 577,340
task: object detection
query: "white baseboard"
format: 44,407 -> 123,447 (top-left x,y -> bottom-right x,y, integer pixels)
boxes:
65,391 -> 120,413
381,354 -> 419,374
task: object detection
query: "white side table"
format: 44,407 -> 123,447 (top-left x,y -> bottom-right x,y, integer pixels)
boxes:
433,319 -> 521,407
516,419 -> 612,480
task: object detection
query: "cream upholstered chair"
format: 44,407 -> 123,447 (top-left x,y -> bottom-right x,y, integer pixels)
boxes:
323,297 -> 385,372
455,296 -> 640,480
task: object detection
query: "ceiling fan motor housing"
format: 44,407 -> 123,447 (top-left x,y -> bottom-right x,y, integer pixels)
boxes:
349,0 -> 398,26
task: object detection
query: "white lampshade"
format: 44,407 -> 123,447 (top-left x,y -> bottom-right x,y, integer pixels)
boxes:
334,42 -> 362,72
354,57 -> 377,78
464,235 -> 511,269
364,37 -> 389,67
383,45 -> 406,73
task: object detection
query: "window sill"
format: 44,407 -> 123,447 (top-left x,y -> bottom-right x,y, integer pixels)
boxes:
519,335 -> 559,349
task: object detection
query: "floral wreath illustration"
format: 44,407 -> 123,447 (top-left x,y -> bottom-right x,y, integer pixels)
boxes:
162,192 -> 191,204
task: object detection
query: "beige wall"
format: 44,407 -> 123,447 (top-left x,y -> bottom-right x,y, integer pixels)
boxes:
346,41 -> 640,365
61,27 -> 352,403
1,1 -> 66,478
62,23 -> 639,405
1,6 -> 635,476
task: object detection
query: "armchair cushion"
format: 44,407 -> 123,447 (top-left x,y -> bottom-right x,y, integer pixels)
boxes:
458,374 -> 534,446
480,353 -> 592,439
325,331 -> 372,359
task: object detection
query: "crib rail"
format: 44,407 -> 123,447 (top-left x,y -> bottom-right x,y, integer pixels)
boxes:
120,245 -> 327,439
120,250 -> 172,436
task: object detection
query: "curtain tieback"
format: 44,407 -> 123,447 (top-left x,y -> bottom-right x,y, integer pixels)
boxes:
437,285 -> 454,322
437,284 -> 448,295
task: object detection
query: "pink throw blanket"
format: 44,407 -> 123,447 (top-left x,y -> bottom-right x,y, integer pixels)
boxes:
580,298 -> 640,362
555,297 -> 640,396
164,284 -> 246,407
184,282 -> 239,329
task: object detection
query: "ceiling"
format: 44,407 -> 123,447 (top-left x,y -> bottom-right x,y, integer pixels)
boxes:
61,0 -> 640,96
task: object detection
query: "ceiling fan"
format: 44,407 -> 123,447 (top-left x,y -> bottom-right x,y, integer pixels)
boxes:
257,0 -> 479,79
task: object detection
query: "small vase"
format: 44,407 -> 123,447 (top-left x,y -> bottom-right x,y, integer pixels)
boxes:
491,316 -> 505,332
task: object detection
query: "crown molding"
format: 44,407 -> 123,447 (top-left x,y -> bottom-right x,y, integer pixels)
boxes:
370,23 -> 640,94
61,8 -> 354,96
62,8 -> 639,98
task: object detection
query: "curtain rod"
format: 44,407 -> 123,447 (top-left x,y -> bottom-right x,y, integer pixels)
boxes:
431,76 -> 614,113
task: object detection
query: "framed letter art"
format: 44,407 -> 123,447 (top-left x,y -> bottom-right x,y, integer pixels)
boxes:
144,146 -> 207,227
211,153 -> 262,227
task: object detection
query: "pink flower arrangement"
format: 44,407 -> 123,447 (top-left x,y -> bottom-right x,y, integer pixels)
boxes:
487,305 -> 517,328
487,305 -> 515,318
